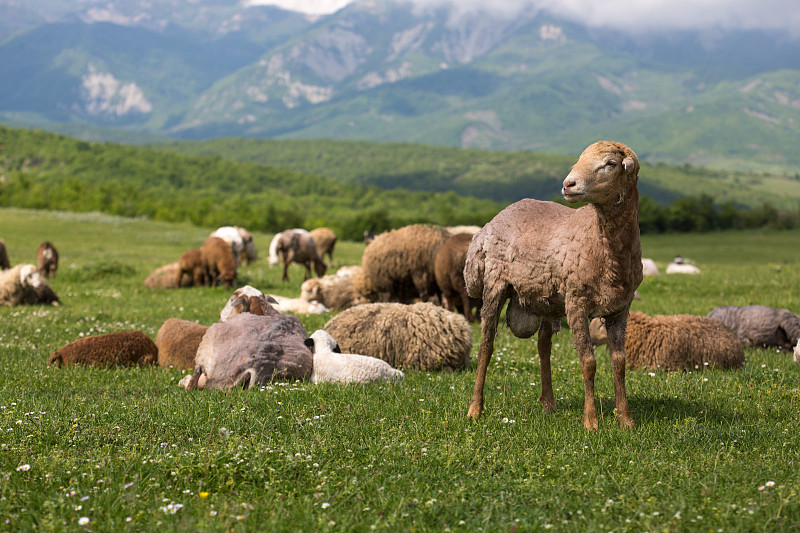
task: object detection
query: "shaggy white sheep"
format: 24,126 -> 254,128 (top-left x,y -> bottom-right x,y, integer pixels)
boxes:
641,258 -> 659,276
464,141 -> 642,430
666,256 -> 701,274
306,330 -> 405,385
0,264 -> 56,306
269,294 -> 329,315
211,226 -> 245,267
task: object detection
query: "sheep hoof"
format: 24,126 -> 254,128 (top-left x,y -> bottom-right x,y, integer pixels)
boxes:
539,395 -> 556,413
583,415 -> 599,431
617,415 -> 635,430
466,402 -> 482,420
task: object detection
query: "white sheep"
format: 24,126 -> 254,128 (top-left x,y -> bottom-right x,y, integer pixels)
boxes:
641,258 -> 659,276
211,226 -> 245,267
306,330 -> 405,384
269,294 -> 329,315
666,256 -> 701,274
0,264 -> 58,306
464,141 -> 642,430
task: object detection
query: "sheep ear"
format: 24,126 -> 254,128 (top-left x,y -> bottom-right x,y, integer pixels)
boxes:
304,338 -> 314,349
622,157 -> 635,172
333,344 -> 341,354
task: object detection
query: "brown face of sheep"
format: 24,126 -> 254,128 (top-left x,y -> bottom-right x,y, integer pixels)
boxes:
562,141 -> 639,205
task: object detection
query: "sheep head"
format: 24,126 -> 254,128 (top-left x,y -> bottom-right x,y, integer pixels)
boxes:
220,286 -> 279,321
305,330 -> 342,354
19,264 -> 44,289
562,141 -> 639,206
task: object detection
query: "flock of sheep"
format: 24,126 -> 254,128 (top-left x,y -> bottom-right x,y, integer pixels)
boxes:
3,140 -> 800,430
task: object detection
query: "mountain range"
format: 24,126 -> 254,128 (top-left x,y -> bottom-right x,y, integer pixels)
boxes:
1,0 -> 800,174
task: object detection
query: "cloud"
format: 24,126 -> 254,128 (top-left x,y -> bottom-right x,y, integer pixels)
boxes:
248,0 -> 800,33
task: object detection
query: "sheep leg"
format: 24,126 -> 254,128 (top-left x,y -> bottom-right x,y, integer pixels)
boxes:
467,295 -> 504,419
185,366 -> 204,391
537,319 -> 556,413
567,311 -> 598,430
605,312 -> 635,430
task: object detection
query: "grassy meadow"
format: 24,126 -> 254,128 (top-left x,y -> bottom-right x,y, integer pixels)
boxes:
1,207 -> 799,532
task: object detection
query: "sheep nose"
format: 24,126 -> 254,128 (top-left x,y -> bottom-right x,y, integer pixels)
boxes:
562,178 -> 576,191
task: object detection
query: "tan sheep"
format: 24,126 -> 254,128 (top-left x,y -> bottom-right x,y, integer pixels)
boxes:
201,236 -> 236,288
0,264 -> 58,306
434,233 -> 480,322
464,141 -> 642,430
355,224 -> 450,304
300,272 -> 366,311
176,249 -> 204,287
310,227 -> 338,263
323,302 -> 473,372
36,241 -> 59,278
155,319 -> 209,370
0,238 -> 11,270
145,263 -> 194,289
590,312 -> 745,371
49,331 -> 158,368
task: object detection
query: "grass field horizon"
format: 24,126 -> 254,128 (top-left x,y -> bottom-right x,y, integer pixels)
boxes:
1,207 -> 799,532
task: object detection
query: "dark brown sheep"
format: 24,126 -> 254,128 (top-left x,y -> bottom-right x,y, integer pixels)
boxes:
48,331 -> 158,368
36,241 -> 58,278
0,238 -> 10,270
434,233 -> 480,322
201,236 -> 236,288
176,249 -> 204,287
155,319 -> 209,370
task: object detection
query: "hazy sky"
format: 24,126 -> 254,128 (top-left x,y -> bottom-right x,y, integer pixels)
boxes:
247,0 -> 800,33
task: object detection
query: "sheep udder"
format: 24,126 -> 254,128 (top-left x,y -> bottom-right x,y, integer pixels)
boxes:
464,141 -> 642,430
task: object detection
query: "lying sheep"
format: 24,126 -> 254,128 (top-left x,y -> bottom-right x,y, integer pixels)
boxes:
444,225 -> 482,235
355,224 -> 450,304
590,312 -> 745,371
0,264 -> 58,306
434,233 -> 480,322
201,236 -> 236,288
275,229 -> 327,282
36,241 -> 59,278
156,319 -> 209,370
0,238 -> 11,270
666,256 -> 700,274
49,331 -> 158,368
181,313 -> 312,390
219,285 -> 281,321
464,141 -> 642,430
306,330 -> 405,384
176,249 -> 204,287
641,258 -> 659,276
323,302 -> 472,372
269,295 -> 329,315
310,227 -> 337,263
145,262 -> 194,289
707,305 -> 800,362
300,272 -> 366,311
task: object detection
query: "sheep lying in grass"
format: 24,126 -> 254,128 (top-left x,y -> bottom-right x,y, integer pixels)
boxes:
145,263 -> 194,289
300,271 -> 366,311
156,319 -> 209,370
306,330 -> 405,384
641,258 -> 659,276
464,141 -> 642,430
49,331 -> 158,368
590,312 -> 745,371
707,305 -> 800,363
355,224 -> 450,304
0,238 -> 9,270
219,285 -> 280,321
310,227 -> 337,263
37,241 -> 59,278
0,264 -> 59,306
269,295 -> 330,315
666,256 -> 700,274
181,313 -> 312,390
323,302 -> 472,372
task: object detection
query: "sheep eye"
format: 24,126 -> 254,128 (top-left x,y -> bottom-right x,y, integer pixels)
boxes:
605,160 -> 617,168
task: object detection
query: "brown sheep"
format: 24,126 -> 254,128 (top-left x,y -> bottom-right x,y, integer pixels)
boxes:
0,238 -> 10,270
156,319 -> 209,370
310,227 -> 337,263
300,272 -> 367,311
275,229 -> 327,282
464,141 -> 642,430
145,263 -> 194,289
201,236 -> 236,288
590,312 -> 745,371
434,233 -> 480,322
36,241 -> 58,278
176,249 -> 204,287
48,331 -> 158,368
355,224 -> 450,304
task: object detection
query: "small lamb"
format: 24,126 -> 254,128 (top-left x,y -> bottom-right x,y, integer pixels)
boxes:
306,330 -> 405,385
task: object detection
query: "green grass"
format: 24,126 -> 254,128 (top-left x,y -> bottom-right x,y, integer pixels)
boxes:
1,208 -> 799,532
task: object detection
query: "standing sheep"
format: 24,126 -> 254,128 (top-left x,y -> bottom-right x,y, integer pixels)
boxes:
49,331 -> 158,368
0,238 -> 10,270
36,241 -> 59,278
201,236 -> 237,288
464,141 -> 642,430
237,227 -> 258,265
306,330 -> 405,384
310,227 -> 338,263
355,224 -> 450,304
323,302 -> 472,372
434,232 -> 480,322
211,226 -> 245,267
590,312 -> 745,371
182,313 -> 312,390
176,249 -> 204,287
0,264 -> 58,306
707,305 -> 800,362
275,229 -> 327,282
